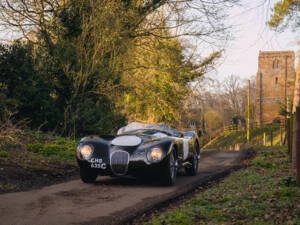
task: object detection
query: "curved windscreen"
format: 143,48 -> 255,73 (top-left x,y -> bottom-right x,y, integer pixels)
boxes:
117,122 -> 182,137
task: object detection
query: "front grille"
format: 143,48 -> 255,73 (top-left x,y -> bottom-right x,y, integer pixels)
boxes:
110,150 -> 129,175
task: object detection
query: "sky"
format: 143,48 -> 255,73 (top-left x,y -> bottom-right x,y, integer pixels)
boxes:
211,0 -> 299,82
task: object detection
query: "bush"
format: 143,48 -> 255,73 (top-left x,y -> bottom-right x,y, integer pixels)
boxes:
40,144 -> 60,156
26,139 -> 77,159
0,151 -> 9,157
252,159 -> 275,168
27,143 -> 44,153
274,187 -> 299,201
280,176 -> 296,187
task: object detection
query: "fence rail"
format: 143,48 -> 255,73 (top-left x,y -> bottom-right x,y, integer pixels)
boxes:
223,124 -> 238,133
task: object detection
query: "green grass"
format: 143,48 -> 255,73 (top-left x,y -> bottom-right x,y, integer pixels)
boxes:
145,146 -> 300,225
203,125 -> 283,150
0,151 -> 9,157
26,138 -> 77,159
0,130 -> 78,169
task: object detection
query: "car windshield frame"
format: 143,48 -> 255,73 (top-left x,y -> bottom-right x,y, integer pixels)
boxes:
117,122 -> 182,137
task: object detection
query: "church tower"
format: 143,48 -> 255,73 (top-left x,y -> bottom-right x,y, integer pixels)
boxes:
254,51 -> 295,126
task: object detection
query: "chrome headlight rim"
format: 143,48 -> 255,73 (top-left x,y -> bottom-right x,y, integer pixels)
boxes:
147,147 -> 163,163
77,144 -> 94,160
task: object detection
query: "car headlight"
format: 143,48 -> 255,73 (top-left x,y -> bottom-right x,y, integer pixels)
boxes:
77,144 -> 93,160
147,147 -> 163,162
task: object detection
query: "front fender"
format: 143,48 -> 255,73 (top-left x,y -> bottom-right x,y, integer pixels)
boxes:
77,136 -> 110,163
132,138 -> 174,165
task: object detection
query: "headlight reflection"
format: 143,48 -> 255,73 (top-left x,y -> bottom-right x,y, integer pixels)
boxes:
147,147 -> 163,162
77,144 -> 93,160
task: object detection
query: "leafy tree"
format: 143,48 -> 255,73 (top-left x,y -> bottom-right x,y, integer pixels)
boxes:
0,0 -> 239,135
34,0 -> 132,135
121,29 -> 221,126
268,0 -> 299,30
0,42 -> 57,128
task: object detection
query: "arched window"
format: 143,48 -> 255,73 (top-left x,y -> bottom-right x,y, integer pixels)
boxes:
275,77 -> 278,84
273,60 -> 279,68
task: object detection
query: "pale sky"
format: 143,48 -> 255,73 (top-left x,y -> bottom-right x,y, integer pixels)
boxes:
214,0 -> 299,81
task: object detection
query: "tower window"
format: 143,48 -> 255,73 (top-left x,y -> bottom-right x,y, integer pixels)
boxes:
273,60 -> 279,68
275,77 -> 278,84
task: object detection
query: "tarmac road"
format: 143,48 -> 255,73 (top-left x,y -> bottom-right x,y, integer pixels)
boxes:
0,150 -> 249,225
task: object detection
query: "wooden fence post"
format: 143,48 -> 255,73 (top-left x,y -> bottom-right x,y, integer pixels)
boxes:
287,117 -> 291,154
270,130 -> 273,146
290,115 -> 294,157
294,107 -> 300,186
280,126 -> 283,146
247,80 -> 251,143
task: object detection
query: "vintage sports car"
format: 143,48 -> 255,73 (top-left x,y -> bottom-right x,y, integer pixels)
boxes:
76,122 -> 201,185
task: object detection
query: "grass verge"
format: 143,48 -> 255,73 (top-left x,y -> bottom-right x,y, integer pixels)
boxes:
0,130 -> 78,193
145,146 -> 300,225
203,125 -> 283,150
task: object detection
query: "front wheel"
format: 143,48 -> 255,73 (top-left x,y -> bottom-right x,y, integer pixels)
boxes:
80,167 -> 98,183
161,150 -> 177,186
186,142 -> 200,176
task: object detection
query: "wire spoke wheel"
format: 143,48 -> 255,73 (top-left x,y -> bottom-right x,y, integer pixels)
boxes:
161,149 -> 177,186
186,142 -> 200,176
169,152 -> 177,180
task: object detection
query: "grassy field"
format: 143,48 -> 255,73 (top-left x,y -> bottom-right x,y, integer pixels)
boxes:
145,146 -> 300,225
203,125 -> 284,150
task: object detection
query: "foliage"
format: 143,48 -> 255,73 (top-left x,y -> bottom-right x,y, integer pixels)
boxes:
27,139 -> 77,159
0,42 -> 57,129
268,0 -> 299,31
0,151 -> 9,158
145,146 -> 300,225
204,110 -> 223,134
34,0 -> 131,136
121,34 -> 218,126
0,0 -> 234,136
280,176 -> 297,187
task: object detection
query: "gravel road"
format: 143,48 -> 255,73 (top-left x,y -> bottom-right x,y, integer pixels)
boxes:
0,149 -> 250,225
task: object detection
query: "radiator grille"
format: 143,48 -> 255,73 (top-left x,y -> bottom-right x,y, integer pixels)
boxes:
110,150 -> 129,175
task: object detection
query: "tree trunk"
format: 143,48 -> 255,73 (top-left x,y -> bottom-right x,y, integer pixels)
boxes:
294,107 -> 300,186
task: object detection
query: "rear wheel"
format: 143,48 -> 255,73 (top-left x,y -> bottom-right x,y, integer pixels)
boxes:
186,142 -> 200,176
80,167 -> 98,183
161,150 -> 177,186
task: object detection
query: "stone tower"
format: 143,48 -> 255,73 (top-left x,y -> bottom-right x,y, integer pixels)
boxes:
254,51 -> 295,126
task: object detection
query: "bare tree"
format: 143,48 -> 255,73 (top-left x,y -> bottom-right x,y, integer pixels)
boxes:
222,75 -> 246,116
0,0 -> 239,43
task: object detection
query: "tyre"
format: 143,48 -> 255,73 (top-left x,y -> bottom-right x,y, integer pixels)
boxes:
186,142 -> 200,176
161,150 -> 177,186
80,167 -> 98,183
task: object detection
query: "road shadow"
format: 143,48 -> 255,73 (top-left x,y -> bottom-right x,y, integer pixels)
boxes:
93,168 -> 188,187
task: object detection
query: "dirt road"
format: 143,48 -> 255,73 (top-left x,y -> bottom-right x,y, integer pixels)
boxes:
0,150 -> 250,225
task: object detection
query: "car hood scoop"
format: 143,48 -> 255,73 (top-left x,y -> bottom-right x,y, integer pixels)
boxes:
111,136 -> 142,146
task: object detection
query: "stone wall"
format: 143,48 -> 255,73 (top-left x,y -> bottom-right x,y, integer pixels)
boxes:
254,51 -> 295,125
